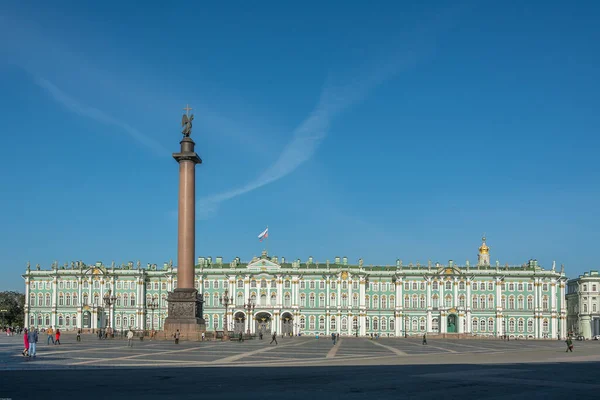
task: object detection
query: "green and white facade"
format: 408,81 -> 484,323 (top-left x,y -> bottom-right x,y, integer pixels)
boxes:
23,238 -> 568,339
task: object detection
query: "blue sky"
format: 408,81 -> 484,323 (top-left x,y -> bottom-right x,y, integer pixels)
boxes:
1,1 -> 599,291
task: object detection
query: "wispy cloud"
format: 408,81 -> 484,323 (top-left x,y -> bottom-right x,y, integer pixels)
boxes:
35,77 -> 169,156
195,54 -> 416,219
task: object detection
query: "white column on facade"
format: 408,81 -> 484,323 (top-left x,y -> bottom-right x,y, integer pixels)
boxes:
458,313 -> 464,333
244,275 -> 250,304
359,278 -> 365,307
24,275 -> 30,328
277,275 -> 283,308
52,276 -> 58,326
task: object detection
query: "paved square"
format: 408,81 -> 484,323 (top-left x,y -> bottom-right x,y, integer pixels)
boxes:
2,333 -> 600,399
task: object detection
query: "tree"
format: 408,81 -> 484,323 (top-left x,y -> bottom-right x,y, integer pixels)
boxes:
0,291 -> 25,327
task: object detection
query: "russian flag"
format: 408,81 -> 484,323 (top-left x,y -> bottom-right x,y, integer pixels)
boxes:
258,227 -> 269,242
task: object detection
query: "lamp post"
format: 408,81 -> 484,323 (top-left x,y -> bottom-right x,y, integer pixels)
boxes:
148,299 -> 158,337
405,315 -> 409,338
219,289 -> 231,340
103,290 -> 117,338
244,297 -> 255,336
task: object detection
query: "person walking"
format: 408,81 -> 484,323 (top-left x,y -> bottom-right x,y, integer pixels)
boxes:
422,333 -> 427,345
127,328 -> 134,347
331,332 -> 337,345
77,329 -> 81,342
46,326 -> 54,345
22,328 -> 29,356
174,329 -> 180,344
54,329 -> 61,345
28,328 -> 38,358
270,332 -> 278,345
565,337 -> 574,352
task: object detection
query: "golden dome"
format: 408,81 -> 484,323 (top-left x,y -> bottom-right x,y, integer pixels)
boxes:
478,236 -> 489,254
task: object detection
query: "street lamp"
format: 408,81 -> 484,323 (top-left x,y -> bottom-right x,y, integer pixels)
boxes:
405,315 -> 409,338
103,290 -> 117,338
219,289 -> 231,340
148,299 -> 158,337
243,297 -> 255,336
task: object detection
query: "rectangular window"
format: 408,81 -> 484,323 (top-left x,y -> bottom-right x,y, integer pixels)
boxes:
330,281 -> 336,290
320,281 -> 325,290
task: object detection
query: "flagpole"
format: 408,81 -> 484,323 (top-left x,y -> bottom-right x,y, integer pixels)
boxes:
266,225 -> 269,257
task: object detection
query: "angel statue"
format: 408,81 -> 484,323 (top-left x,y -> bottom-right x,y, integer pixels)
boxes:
182,112 -> 194,137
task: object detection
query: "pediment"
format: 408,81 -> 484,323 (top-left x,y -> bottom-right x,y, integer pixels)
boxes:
247,259 -> 281,272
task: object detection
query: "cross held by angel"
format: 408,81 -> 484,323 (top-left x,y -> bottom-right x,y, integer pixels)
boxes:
182,104 -> 194,137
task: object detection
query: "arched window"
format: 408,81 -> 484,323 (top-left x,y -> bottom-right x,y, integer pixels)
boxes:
445,295 -> 452,308
373,295 -> 379,309
213,315 -> 219,330
542,296 -> 549,311
583,303 -> 588,313
45,315 -> 50,326
237,280 -> 244,288
341,317 -> 348,331
319,316 -> 325,330
432,295 -> 439,308
517,296 -> 524,310
58,315 -> 64,326
309,316 -> 316,330
431,318 -> 439,331
509,318 -> 515,332
488,318 -> 494,332
472,295 -> 478,309
518,319 -> 524,332
83,280 -> 89,289
527,319 -> 534,332
330,293 -> 337,307
73,293 -> 78,306
432,281 -> 438,290
309,293 -> 315,308
300,316 -> 306,330
271,280 -> 277,289
66,294 -> 71,306
38,294 -> 43,307
488,295 -> 494,310
237,292 -> 244,306
341,294 -> 348,307
459,295 -> 465,308
284,280 -> 291,289
352,294 -> 358,307
83,293 -> 89,305
480,295 -> 486,310
203,293 -> 209,306
420,295 -> 426,309
501,295 -> 506,309
45,294 -> 51,306
527,296 -> 533,310
300,294 -> 306,307
381,317 -> 387,331
271,294 -> 277,306
214,293 -> 221,307
390,295 -> 395,307
372,317 -> 379,331
29,315 -> 35,326
472,318 -> 478,332
330,317 -> 336,331
404,295 -> 410,308
479,318 -> 486,332
130,316 -> 135,327
508,296 -> 515,310
352,317 -> 358,331
116,316 -> 121,327
459,281 -> 465,290
29,293 -> 35,306
66,315 -> 70,326
260,279 -> 267,289
37,315 -> 42,326
412,282 -> 417,290
412,318 -> 418,332
260,294 -> 267,306
130,295 -> 136,307
411,295 -> 418,308
284,293 -> 291,307
445,281 -> 452,290
419,318 -> 426,331
381,295 -> 387,309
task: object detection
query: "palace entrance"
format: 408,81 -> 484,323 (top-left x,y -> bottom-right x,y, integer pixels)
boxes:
234,312 -> 246,335
281,312 -> 293,336
83,311 -> 91,329
255,312 -> 272,335
447,314 -> 457,333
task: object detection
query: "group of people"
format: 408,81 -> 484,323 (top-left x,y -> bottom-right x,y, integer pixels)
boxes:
45,327 -> 61,345
22,328 -> 39,358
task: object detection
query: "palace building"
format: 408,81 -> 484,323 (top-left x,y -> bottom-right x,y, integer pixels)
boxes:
23,238 -> 568,339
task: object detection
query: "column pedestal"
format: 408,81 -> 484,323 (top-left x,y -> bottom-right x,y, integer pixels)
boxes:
164,288 -> 206,339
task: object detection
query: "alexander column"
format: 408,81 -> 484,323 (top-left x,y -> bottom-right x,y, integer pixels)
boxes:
164,105 -> 206,339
